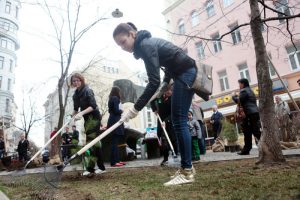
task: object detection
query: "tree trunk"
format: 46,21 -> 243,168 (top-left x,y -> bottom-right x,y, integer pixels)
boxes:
55,77 -> 66,158
249,0 -> 285,164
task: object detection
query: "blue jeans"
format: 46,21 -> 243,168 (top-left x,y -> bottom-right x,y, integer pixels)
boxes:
171,67 -> 196,169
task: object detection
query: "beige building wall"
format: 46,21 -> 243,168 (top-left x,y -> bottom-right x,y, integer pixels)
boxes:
163,0 -> 300,120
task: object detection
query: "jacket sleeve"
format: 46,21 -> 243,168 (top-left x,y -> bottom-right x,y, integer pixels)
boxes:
239,89 -> 248,105
134,42 -> 161,111
73,95 -> 79,112
200,107 -> 204,119
85,88 -> 98,110
194,120 -> 202,139
150,99 -> 158,112
232,95 -> 239,104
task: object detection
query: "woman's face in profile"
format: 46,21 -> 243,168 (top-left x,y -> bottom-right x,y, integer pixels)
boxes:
239,82 -> 244,89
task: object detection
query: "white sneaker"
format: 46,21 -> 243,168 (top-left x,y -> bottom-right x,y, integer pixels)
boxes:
94,169 -> 106,175
164,170 -> 194,186
170,166 -> 196,178
82,171 -> 91,176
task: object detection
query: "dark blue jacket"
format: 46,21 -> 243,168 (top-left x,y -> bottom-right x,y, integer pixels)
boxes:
133,30 -> 196,111
211,111 -> 223,132
107,96 -> 124,135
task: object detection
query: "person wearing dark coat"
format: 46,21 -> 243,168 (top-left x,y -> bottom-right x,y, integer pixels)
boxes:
71,73 -> 105,176
210,105 -> 223,140
0,136 -> 5,159
107,86 -> 126,167
113,23 -> 197,186
232,78 -> 261,155
17,135 -> 29,162
61,127 -> 72,161
71,125 -> 79,144
150,84 -> 178,166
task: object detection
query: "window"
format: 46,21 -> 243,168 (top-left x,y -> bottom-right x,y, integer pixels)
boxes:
206,1 -> 215,18
9,59 -> 13,72
178,19 -> 185,34
0,56 -> 4,69
195,42 -> 205,59
5,99 -> 10,113
212,33 -> 222,53
218,70 -> 230,91
0,76 -> 2,89
229,23 -> 242,45
15,6 -> 19,18
115,68 -> 119,74
5,1 -> 11,13
268,62 -> 276,77
268,53 -> 276,77
191,11 -> 200,27
223,0 -> 233,7
286,44 -> 300,71
275,0 -> 291,23
3,22 -> 9,31
238,63 -> 251,82
1,39 -> 7,48
7,78 -> 11,91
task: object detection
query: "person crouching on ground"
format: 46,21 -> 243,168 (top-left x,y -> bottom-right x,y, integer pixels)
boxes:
113,22 -> 196,186
71,73 -> 106,176
187,110 -> 201,163
150,84 -> 179,166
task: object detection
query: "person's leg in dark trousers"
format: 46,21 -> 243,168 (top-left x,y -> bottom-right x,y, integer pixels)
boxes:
95,144 -> 106,170
198,121 -> 206,155
161,137 -> 170,162
110,134 -> 120,166
249,113 -> 261,142
241,117 -> 252,153
166,120 -> 178,156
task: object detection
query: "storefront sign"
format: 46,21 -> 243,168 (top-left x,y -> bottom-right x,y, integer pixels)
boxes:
216,87 -> 259,106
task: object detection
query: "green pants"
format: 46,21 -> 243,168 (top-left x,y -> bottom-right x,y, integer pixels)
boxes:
82,118 -> 105,172
192,136 -> 200,160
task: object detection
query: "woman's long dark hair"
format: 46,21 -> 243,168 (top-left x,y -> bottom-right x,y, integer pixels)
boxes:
109,86 -> 121,99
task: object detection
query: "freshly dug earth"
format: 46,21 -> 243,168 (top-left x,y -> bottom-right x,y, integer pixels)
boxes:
0,157 -> 300,200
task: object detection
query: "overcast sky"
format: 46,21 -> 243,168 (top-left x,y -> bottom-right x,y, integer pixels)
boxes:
14,0 -> 167,146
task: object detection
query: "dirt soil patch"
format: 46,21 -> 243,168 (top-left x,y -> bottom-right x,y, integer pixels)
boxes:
0,157 -> 300,200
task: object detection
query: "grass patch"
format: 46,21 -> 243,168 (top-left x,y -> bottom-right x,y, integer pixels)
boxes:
0,157 -> 300,199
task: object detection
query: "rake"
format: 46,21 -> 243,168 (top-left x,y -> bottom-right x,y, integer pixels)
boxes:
0,117 -> 75,199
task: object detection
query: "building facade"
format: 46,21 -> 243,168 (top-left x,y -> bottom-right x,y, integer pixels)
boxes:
0,0 -> 21,152
163,0 -> 300,127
